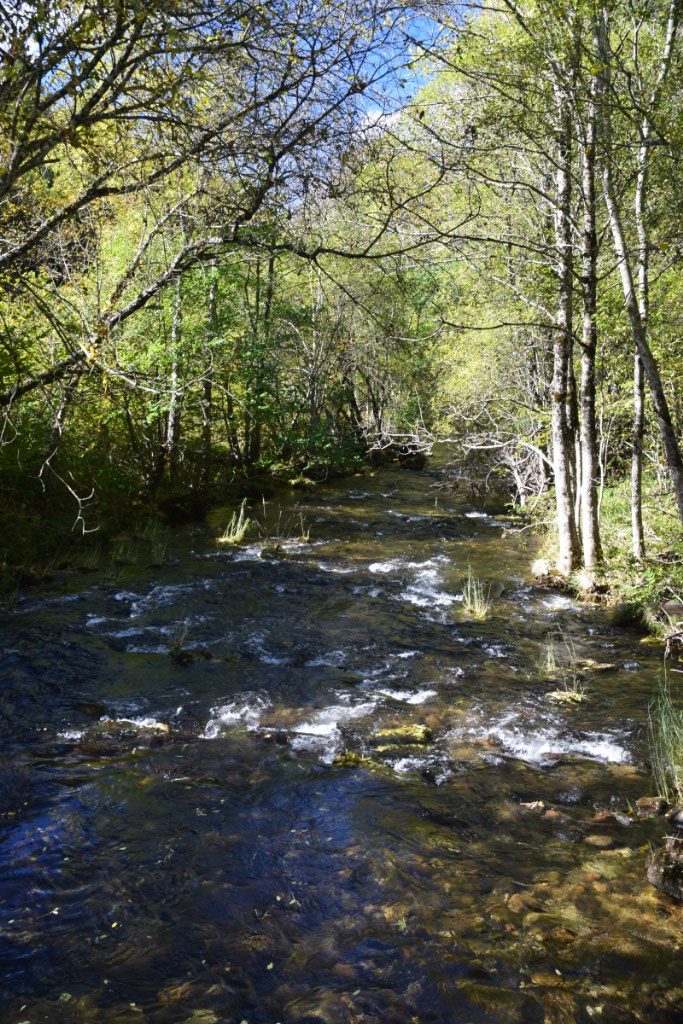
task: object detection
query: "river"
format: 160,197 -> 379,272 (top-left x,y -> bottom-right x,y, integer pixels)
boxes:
1,455 -> 681,1023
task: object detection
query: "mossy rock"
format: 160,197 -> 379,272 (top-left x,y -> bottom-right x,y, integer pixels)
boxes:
260,542 -> 287,559
456,980 -> 543,1023
646,836 -> 683,901
333,751 -> 380,769
372,723 -> 433,746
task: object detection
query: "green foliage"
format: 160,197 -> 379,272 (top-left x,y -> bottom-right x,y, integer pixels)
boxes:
598,477 -> 683,630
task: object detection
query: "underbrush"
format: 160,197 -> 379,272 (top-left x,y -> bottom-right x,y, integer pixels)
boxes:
0,428 -> 372,594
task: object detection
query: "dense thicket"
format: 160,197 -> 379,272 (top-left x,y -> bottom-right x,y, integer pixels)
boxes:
0,0 -> 681,585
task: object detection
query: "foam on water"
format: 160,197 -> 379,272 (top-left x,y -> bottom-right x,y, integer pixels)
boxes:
540,593 -> 577,611
305,650 -> 347,667
290,699 -> 377,762
377,688 -> 436,705
453,710 -> 632,766
85,614 -> 109,627
391,754 -> 449,784
369,559 -> 400,574
483,643 -> 509,659
232,544 -> 264,562
400,567 -> 456,610
202,696 -> 270,738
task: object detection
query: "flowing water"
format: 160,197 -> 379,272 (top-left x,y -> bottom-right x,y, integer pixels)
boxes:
1,456 -> 681,1023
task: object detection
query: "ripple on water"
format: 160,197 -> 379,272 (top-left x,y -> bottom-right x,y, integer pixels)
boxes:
113,581 -> 211,617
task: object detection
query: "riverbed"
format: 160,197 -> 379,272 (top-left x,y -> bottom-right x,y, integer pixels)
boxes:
1,456 -> 681,1023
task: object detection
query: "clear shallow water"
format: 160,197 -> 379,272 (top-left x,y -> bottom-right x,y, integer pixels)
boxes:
1,457 -> 681,1023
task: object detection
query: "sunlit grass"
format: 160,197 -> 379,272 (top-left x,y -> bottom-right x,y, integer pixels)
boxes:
217,499 -> 255,545
462,566 -> 491,619
542,631 -> 587,702
547,678 -> 588,704
649,675 -> 683,803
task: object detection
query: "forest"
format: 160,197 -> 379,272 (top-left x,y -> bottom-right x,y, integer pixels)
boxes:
2,0 -> 681,594
0,1 -> 682,1022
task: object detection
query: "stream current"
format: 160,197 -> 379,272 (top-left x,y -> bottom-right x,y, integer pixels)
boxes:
0,456 -> 681,1023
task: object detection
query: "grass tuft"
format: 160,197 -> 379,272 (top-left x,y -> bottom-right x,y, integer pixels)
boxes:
217,499 -> 255,545
648,676 -> 683,804
462,565 -> 491,619
547,678 -> 588,704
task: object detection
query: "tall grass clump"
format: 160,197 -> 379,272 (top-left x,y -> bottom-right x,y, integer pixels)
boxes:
218,499 -> 255,545
541,631 -> 579,677
648,676 -> 683,804
462,566 -> 491,619
547,677 -> 587,704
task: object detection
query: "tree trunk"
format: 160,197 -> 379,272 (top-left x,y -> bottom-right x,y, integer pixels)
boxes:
579,86 -> 602,568
630,129 -> 650,562
164,277 -> 182,478
551,82 -> 581,575
631,353 -> 646,560
201,262 -> 217,487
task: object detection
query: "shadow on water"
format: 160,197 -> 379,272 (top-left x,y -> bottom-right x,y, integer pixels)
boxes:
0,454 -> 681,1023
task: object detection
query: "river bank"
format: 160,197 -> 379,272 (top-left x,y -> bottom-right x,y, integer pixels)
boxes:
0,447 -> 372,596
499,473 -> 683,648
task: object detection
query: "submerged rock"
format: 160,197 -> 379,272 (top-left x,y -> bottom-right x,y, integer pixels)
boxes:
636,795 -> 668,818
398,450 -> 427,470
170,645 -> 216,665
332,750 -> 378,769
75,717 -> 180,753
646,836 -> 683,901
93,717 -> 169,736
577,659 -> 618,673
667,807 -> 683,830
585,834 -> 614,849
260,542 -> 287,559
